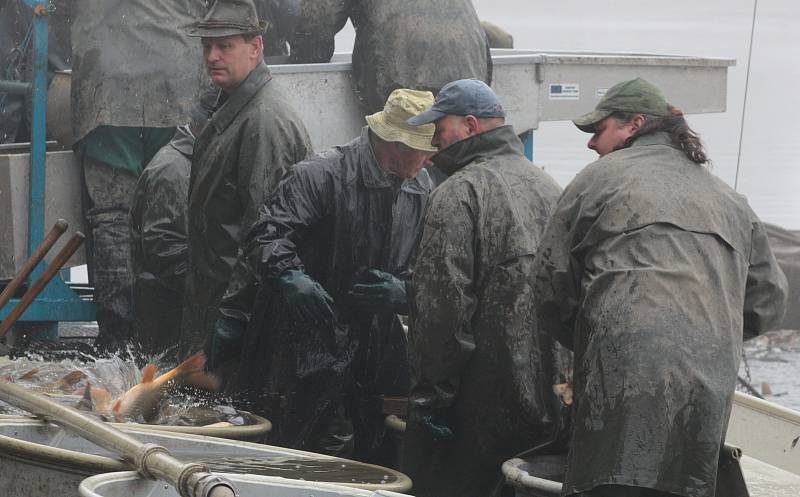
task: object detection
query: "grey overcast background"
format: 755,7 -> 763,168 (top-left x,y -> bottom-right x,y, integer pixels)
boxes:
336,1 -> 800,229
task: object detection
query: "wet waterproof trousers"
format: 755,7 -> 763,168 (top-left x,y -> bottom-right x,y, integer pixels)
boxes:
81,157 -> 138,353
402,413 -> 509,497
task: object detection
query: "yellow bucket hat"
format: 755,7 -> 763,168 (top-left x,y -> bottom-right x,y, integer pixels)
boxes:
366,89 -> 437,152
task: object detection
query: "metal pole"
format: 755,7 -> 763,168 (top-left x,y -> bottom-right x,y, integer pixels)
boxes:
25,1 -> 49,278
0,379 -> 239,497
734,0 -> 759,191
0,80 -> 32,94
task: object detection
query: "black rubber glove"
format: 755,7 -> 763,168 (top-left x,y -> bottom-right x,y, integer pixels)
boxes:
278,269 -> 335,323
208,316 -> 246,369
348,269 -> 408,314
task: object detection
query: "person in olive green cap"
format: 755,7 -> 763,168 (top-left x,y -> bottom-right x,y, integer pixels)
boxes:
572,77 -> 672,156
533,78 -> 788,497
178,0 -> 312,358
213,89 -> 435,465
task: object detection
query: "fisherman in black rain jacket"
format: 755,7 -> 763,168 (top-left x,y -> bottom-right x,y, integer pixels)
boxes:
129,125 -> 193,358
216,89 -> 436,465
403,79 -> 564,497
129,91 -> 215,358
533,78 -> 788,497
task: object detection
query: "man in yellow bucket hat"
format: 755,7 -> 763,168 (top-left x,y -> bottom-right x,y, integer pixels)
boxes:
211,89 -> 435,465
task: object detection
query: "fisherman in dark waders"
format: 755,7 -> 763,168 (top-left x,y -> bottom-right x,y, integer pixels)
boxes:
403,79 -> 565,497
70,0 -> 208,353
209,89 -> 436,467
178,0 -> 312,358
533,78 -> 788,497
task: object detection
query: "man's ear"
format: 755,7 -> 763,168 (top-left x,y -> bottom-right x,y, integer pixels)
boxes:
464,115 -> 481,135
629,113 -> 647,133
250,35 -> 264,58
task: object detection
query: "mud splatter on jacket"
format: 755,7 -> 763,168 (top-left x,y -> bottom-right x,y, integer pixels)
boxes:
350,0 -> 491,112
533,132 -> 787,497
70,0 -> 207,143
405,125 -> 563,497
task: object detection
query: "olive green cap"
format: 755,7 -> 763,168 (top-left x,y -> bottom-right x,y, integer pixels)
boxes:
183,0 -> 267,38
573,78 -> 670,133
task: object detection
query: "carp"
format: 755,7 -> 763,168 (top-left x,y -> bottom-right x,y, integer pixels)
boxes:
18,368 -> 41,380
14,369 -> 87,394
74,382 -> 113,413
111,351 -> 216,422
50,370 -> 87,392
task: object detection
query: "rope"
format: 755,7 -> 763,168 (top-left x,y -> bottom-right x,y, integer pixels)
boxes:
734,0 -> 760,191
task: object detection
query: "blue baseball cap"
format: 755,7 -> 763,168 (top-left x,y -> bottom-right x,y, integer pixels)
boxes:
407,79 -> 506,126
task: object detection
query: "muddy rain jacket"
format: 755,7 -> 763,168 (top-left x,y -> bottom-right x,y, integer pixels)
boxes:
350,0 -> 491,113
404,125 -> 563,497
533,132 -> 788,497
181,62 -> 312,355
70,0 -> 207,143
288,0 -> 352,63
228,127 -> 432,461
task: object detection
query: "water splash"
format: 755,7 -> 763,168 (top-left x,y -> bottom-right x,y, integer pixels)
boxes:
0,351 -> 252,426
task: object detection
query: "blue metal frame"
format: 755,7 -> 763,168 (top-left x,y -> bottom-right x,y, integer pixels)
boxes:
521,129 -> 535,162
0,1 -> 95,338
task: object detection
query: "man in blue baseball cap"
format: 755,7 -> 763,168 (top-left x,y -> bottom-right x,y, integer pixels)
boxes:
402,79 -> 566,497
408,78 -> 507,151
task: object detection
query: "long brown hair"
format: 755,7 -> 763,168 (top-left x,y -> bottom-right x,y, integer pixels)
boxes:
614,106 -> 710,166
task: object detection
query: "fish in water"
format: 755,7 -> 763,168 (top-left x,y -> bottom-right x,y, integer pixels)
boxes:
75,382 -> 95,412
111,351 -> 218,422
49,370 -> 87,392
74,382 -> 114,413
12,369 -> 87,394
18,368 -> 40,380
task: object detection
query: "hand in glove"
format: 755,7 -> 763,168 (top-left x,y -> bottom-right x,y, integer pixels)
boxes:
421,411 -> 455,440
278,269 -> 335,323
208,316 -> 246,370
348,269 -> 408,314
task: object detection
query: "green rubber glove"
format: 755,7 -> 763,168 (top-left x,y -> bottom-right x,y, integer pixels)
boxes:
421,412 -> 455,440
348,269 -> 408,314
278,269 -> 335,323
